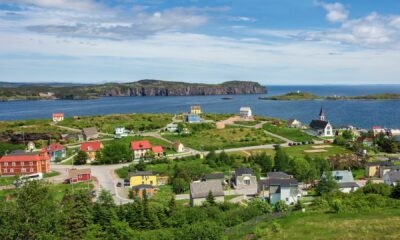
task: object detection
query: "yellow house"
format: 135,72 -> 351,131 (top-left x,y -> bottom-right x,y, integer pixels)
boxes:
365,161 -> 393,178
190,105 -> 202,115
129,171 -> 157,187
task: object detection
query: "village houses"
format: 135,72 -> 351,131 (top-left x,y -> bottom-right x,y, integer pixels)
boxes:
239,107 -> 252,119
258,172 -> 300,205
309,106 -> 334,138
65,168 -> 91,184
0,148 -> 51,176
52,113 -> 64,122
82,127 -> 99,141
190,181 -> 224,207
47,143 -> 66,162
130,140 -> 164,159
80,141 -> 103,163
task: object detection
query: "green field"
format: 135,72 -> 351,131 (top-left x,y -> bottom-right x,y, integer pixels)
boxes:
61,113 -> 172,133
247,144 -> 349,159
263,124 -> 316,142
164,126 -> 283,151
226,209 -> 400,239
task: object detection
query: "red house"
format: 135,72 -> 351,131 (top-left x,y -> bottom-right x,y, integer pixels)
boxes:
52,113 -> 64,122
0,149 -> 51,176
131,140 -> 163,159
66,168 -> 91,184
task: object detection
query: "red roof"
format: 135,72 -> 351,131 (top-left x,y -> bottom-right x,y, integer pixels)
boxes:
131,140 -> 152,151
52,113 -> 64,117
0,153 -> 49,163
48,143 -> 64,152
372,126 -> 382,130
80,142 -> 102,152
152,146 -> 163,153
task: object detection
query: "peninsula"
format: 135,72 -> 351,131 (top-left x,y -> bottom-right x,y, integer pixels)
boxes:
0,80 -> 266,101
259,92 -> 400,101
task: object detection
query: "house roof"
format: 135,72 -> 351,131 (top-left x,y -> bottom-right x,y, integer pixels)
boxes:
52,113 -> 64,117
131,140 -> 152,150
309,120 -> 329,129
0,151 -> 49,162
235,167 -> 254,176
338,182 -> 359,189
132,184 -> 154,190
385,171 -> 400,182
372,126 -> 382,130
365,161 -> 394,167
48,143 -> 65,152
324,170 -> 355,183
80,141 -> 102,152
173,141 -> 183,148
267,171 -> 291,179
128,171 -> 155,178
240,107 -> 251,112
68,168 -> 91,179
82,127 -> 98,137
190,181 -> 224,198
152,146 -> 163,153
203,173 -> 225,180
258,178 -> 298,189
287,119 -> 299,125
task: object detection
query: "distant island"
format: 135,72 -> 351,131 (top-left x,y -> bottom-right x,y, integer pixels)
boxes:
0,80 -> 267,101
259,92 -> 400,101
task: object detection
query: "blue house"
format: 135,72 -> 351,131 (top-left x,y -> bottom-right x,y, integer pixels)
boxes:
185,114 -> 202,123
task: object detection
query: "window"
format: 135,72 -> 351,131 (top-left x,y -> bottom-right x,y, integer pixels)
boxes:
29,162 -> 33,166
10,169 -> 14,173
4,162 -> 8,166
21,162 -> 24,166
150,180 -> 153,185
30,168 -> 34,173
3,169 -> 7,173
244,179 -> 251,185
21,168 -> 26,173
12,162 -> 16,166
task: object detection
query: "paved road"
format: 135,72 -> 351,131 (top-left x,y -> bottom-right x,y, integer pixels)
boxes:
52,163 -> 133,204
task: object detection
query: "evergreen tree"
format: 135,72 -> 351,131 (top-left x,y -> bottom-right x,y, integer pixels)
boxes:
274,145 -> 290,172
206,190 -> 216,205
135,158 -> 146,171
74,150 -> 88,165
316,171 -> 338,195
168,197 -> 176,216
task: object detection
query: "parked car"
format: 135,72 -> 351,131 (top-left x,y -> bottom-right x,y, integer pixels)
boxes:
124,179 -> 130,186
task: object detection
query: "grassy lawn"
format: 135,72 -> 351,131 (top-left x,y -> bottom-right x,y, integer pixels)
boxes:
248,144 -> 349,159
0,176 -> 16,186
226,209 -> 400,239
61,113 -> 172,133
0,181 -> 94,202
224,194 -> 241,201
43,171 -> 60,178
352,168 -> 365,180
163,126 -> 283,151
200,113 -> 235,122
233,121 -> 260,126
263,124 -> 317,142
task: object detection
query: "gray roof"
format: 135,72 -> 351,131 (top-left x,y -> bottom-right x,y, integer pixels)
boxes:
203,173 -> 224,180
309,120 -> 329,129
382,166 -> 400,170
365,161 -> 394,167
258,178 -> 298,189
82,127 -> 98,137
267,171 -> 291,179
128,171 -> 154,178
385,171 -> 400,182
190,181 -> 224,198
324,170 -> 354,183
338,182 -> 359,188
235,167 -> 254,176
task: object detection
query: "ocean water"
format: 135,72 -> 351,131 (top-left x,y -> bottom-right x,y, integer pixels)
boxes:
1,85 -> 400,129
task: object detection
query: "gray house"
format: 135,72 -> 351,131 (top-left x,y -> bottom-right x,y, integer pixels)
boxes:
323,170 -> 359,193
82,127 -> 99,141
384,171 -> 400,186
233,168 -> 257,189
203,173 -> 225,184
190,181 -> 224,206
258,178 -> 299,205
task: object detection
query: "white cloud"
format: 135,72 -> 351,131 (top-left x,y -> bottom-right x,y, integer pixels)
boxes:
0,0 -> 99,12
316,1 -> 348,23
230,16 -> 256,22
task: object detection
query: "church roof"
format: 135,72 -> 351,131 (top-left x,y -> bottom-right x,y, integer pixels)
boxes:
310,120 -> 329,129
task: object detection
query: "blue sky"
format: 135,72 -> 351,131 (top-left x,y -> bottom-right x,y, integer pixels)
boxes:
0,0 -> 399,84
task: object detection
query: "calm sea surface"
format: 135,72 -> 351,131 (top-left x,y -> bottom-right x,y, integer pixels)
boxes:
1,85 -> 400,129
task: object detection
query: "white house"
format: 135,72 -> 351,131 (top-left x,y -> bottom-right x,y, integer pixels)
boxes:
240,107 -> 252,119
173,141 -> 184,153
52,113 -> 64,122
323,170 -> 359,193
309,107 -> 333,137
287,119 -> 302,128
115,127 -> 129,138
384,171 -> 400,186
166,123 -> 178,133
258,178 -> 300,205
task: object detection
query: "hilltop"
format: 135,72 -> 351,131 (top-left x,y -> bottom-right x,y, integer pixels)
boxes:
0,80 -> 267,100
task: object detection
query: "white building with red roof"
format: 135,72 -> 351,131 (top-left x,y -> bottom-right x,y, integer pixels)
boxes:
80,141 -> 103,162
52,113 -> 64,122
0,149 -> 51,176
372,126 -> 386,136
131,140 -> 163,159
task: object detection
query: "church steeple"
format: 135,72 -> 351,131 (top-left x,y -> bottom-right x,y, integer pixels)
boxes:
319,106 -> 325,121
